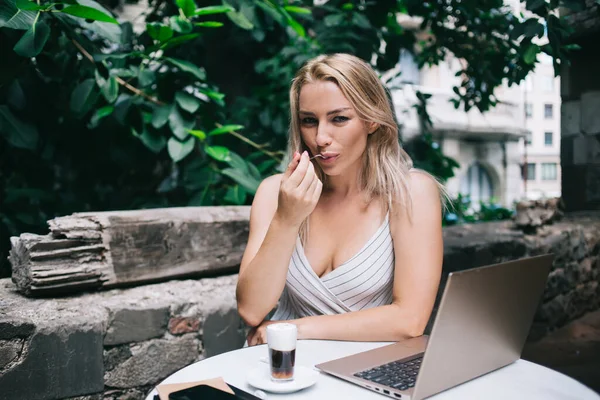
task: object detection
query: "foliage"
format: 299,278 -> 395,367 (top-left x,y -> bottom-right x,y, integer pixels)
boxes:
443,194 -> 515,226
0,0 -> 586,276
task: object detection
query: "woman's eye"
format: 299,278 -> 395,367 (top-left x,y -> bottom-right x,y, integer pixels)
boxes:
301,117 -> 317,125
333,116 -> 349,123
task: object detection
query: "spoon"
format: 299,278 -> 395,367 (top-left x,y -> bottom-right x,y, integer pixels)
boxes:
309,154 -> 324,160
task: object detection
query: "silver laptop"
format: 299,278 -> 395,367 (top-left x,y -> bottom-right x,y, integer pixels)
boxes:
315,254 -> 553,400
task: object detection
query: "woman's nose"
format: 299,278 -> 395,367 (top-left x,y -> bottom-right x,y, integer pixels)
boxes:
316,125 -> 332,147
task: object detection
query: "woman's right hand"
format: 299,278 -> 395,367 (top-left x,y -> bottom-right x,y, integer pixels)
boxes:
275,151 -> 323,228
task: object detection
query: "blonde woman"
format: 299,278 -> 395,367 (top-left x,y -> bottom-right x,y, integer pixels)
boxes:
236,53 -> 444,346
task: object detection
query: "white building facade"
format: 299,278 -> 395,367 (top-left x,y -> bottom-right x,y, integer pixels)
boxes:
390,7 -> 561,208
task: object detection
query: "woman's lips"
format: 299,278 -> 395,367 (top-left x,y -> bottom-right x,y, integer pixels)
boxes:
318,154 -> 339,164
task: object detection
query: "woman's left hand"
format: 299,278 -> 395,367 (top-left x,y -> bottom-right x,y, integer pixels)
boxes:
247,320 -> 298,346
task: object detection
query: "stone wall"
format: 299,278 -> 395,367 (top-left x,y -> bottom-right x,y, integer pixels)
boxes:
1,213 -> 599,400
0,276 -> 244,400
560,10 -> 600,211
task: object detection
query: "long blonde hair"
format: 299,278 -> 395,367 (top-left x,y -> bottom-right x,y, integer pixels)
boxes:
288,53 -> 441,241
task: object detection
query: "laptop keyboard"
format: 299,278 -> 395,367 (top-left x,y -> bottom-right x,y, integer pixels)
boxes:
353,356 -> 422,391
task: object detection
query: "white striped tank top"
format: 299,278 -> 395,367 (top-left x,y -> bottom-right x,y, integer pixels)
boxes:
271,213 -> 395,321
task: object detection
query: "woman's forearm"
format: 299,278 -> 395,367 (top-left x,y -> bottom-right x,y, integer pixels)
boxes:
236,216 -> 299,326
295,304 -> 426,342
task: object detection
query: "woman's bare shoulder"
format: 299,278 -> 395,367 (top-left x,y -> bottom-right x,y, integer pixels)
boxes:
251,173 -> 283,212
391,169 -> 442,225
407,169 -> 442,200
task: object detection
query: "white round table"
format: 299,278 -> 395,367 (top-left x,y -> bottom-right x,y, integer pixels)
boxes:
146,340 -> 600,400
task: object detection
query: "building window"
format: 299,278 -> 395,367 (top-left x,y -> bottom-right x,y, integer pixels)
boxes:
541,163 -> 557,180
525,163 -> 536,181
525,132 -> 532,145
460,162 -> 494,205
544,104 -> 553,119
525,103 -> 533,118
544,131 -> 553,146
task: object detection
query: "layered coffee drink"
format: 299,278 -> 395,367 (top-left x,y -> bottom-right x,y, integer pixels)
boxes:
266,323 -> 297,381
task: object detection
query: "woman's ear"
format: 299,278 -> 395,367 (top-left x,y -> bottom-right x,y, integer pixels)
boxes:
368,122 -> 379,134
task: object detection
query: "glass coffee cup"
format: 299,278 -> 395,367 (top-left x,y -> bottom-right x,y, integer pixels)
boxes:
266,323 -> 297,381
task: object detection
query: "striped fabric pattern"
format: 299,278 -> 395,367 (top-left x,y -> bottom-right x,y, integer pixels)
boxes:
271,214 -> 395,321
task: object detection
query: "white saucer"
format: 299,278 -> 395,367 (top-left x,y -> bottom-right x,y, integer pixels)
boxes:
246,364 -> 319,393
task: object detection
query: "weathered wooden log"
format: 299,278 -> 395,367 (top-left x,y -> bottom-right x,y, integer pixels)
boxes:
9,207 -> 250,297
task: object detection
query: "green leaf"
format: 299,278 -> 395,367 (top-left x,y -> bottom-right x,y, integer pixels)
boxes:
168,136 -> 195,162
168,107 -> 193,140
208,124 -> 244,136
137,69 -> 155,87
283,6 -> 311,14
188,129 -> 206,140
103,76 -> 118,102
247,161 -> 261,181
224,185 -> 247,205
146,22 -> 173,41
93,52 -> 135,61
60,5 -> 118,24
152,105 -> 171,129
523,43 -> 540,64
286,17 -> 305,37
194,5 -> 233,16
198,87 -> 224,104
194,21 -> 223,28
170,15 -> 193,33
16,0 -> 43,11
13,19 -> 50,58
70,79 -> 98,115
88,105 -> 114,128
56,0 -> 121,42
0,0 -> 36,30
7,80 -> 26,110
353,13 -> 371,30
0,105 -> 39,150
226,151 -> 248,173
175,91 -> 201,113
227,10 -> 253,30
96,71 -> 118,103
205,145 -> 230,161
161,33 -> 200,50
164,57 -> 206,80
221,167 -> 260,193
176,0 -> 196,17
257,159 -> 277,173
341,3 -> 353,10
135,127 -> 167,153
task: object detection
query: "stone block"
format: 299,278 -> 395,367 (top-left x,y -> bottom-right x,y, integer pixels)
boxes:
104,307 -> 169,346
168,317 -> 201,335
561,136 -> 575,167
562,165 -> 588,211
573,135 -> 590,165
586,165 -> 600,203
581,91 -> 600,135
104,345 -> 132,372
0,320 -> 35,340
562,100 -> 581,137
104,335 -> 199,388
544,268 -> 570,301
202,308 -> 246,358
0,338 -> 24,369
0,328 -> 104,400
590,134 -> 600,163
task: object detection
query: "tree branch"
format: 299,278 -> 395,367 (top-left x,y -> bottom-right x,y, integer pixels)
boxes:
70,39 -> 164,106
